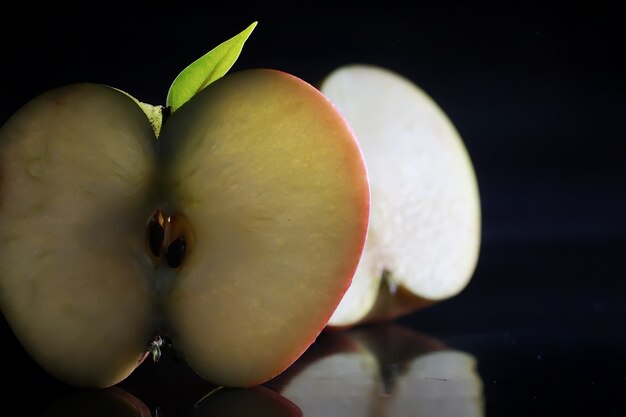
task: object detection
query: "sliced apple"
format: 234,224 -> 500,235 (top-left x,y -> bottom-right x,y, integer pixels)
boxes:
158,69 -> 369,387
0,84 -> 157,387
269,323 -> 484,417
320,64 -> 481,327
0,69 -> 369,388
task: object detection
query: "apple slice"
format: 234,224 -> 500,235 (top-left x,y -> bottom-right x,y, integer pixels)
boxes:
269,323 -> 484,417
158,69 -> 369,387
0,84 -> 157,387
319,64 -> 481,327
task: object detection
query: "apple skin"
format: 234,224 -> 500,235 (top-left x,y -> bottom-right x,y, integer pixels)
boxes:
0,69 -> 370,388
361,280 -> 436,324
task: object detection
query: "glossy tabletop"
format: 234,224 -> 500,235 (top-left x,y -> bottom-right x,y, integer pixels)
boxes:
3,239 -> 624,416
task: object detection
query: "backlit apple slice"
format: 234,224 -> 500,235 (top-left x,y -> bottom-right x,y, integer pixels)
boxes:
0,84 -> 157,387
158,69 -> 370,387
320,64 -> 481,327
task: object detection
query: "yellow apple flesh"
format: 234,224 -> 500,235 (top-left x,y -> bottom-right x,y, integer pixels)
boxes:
0,69 -> 369,387
0,84 -> 156,387
158,69 -> 370,387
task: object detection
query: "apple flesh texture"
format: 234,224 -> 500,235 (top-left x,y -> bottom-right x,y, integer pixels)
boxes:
0,69 -> 369,388
0,84 -> 156,387
158,69 -> 369,386
320,64 -> 481,327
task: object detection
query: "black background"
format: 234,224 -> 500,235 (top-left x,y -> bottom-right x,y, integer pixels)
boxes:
1,3 -> 624,416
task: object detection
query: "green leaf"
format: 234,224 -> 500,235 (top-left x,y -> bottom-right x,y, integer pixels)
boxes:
166,21 -> 257,113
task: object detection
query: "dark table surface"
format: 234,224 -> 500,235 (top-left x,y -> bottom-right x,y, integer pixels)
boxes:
1,4 -> 624,416
3,238 -> 625,416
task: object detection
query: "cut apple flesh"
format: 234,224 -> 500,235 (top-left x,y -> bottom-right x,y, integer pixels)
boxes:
158,69 -> 369,387
0,84 -> 157,387
0,69 -> 369,388
320,64 -> 481,326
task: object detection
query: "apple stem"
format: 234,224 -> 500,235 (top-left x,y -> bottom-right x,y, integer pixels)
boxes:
149,336 -> 164,362
382,269 -> 398,295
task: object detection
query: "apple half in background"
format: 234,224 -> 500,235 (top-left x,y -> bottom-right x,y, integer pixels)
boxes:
267,323 -> 484,417
320,64 -> 481,327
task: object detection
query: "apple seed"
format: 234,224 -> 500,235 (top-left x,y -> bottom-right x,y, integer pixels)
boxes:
166,236 -> 186,269
146,210 -> 189,269
147,210 -> 166,257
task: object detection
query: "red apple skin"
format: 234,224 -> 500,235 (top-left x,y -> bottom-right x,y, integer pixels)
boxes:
362,283 -> 437,326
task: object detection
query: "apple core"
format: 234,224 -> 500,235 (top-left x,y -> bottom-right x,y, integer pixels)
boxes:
146,209 -> 190,269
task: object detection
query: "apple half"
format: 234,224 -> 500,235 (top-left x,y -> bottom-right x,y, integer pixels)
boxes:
319,64 -> 481,327
0,69 -> 369,387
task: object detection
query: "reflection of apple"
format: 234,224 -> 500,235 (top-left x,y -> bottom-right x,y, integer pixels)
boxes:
190,386 -> 302,417
40,385 -> 301,417
40,387 -> 151,417
120,349 -> 301,417
320,64 -> 481,327
0,69 -> 369,387
267,323 -> 484,417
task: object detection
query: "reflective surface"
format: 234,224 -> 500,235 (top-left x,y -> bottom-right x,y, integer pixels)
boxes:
265,324 -> 484,417
3,240 -> 625,416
